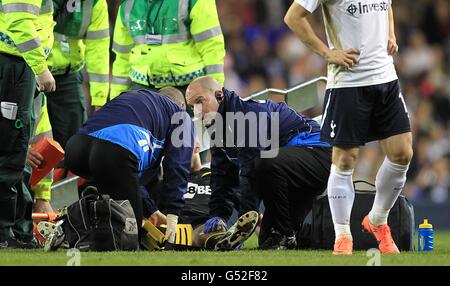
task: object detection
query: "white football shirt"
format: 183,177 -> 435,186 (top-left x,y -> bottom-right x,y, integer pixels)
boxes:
295,0 -> 398,88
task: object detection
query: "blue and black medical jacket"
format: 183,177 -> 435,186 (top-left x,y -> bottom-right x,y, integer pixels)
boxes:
209,88 -> 330,220
78,89 -> 195,215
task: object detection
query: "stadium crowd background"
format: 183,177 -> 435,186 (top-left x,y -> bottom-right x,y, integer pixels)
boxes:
102,0 -> 449,204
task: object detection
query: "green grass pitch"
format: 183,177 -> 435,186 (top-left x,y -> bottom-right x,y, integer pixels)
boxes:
1,232 -> 449,266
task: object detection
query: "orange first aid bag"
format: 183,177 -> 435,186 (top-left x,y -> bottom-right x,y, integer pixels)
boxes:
30,136 -> 64,186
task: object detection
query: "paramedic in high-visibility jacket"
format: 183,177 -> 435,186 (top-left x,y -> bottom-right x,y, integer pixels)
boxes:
45,0 -> 110,148
110,0 -> 225,99
0,0 -> 55,249
65,88 -> 195,242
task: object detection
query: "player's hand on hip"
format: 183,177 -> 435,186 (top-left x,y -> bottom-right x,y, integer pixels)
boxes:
36,69 -> 56,92
203,216 -> 227,233
387,37 -> 399,55
325,48 -> 360,69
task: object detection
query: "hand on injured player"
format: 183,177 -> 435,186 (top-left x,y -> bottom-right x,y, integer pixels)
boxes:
203,216 -> 227,234
148,210 -> 167,227
164,214 -> 178,244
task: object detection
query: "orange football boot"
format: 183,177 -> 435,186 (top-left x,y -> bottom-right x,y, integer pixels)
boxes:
332,235 -> 353,255
362,215 -> 400,254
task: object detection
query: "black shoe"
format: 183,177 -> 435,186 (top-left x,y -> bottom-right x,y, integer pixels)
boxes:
0,237 -> 39,249
259,229 -> 297,250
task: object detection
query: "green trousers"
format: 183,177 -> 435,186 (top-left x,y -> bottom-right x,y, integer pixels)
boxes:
45,72 -> 87,149
0,53 -> 35,241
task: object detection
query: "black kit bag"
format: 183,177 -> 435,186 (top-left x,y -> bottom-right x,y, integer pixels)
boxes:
308,181 -> 415,251
58,187 -> 139,251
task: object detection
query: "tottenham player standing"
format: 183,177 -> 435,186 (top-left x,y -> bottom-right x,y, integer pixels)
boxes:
285,0 -> 412,255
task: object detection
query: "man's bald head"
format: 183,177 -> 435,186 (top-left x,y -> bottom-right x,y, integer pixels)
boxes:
188,76 -> 222,95
186,76 -> 223,106
158,87 -> 186,108
186,76 -> 224,126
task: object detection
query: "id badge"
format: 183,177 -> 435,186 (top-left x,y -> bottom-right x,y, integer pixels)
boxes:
60,40 -> 70,54
145,34 -> 162,45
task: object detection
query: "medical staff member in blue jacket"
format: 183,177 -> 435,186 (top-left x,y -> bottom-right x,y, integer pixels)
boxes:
186,76 -> 331,250
65,88 -> 195,242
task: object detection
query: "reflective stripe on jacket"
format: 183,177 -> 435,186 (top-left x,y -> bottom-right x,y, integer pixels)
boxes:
111,0 -> 225,99
0,0 -> 55,75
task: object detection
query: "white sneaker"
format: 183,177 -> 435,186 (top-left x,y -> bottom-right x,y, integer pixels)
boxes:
39,220 -> 65,252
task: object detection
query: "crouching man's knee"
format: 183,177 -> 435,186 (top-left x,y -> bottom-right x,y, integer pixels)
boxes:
254,157 -> 281,178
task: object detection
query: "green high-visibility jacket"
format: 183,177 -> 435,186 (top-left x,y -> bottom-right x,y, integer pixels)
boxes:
48,0 -> 110,106
111,0 -> 225,99
0,0 -> 55,75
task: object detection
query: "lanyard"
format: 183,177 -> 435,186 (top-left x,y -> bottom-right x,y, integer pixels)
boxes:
149,0 -> 164,34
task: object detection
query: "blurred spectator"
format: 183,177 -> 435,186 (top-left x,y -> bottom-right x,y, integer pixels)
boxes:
400,30 -> 436,78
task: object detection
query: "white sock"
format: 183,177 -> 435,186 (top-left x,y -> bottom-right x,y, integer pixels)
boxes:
334,224 -> 352,241
327,165 -> 355,241
368,208 -> 390,226
369,157 -> 409,226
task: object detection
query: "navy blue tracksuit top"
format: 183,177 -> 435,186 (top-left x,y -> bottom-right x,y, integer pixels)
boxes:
78,89 -> 195,215
209,88 -> 329,220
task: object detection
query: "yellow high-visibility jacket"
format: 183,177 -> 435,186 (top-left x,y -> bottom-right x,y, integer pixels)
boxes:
30,94 -> 53,201
111,0 -> 225,99
48,0 -> 110,106
0,0 -> 55,75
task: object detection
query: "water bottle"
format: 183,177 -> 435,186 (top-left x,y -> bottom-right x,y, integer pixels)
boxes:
418,219 -> 433,252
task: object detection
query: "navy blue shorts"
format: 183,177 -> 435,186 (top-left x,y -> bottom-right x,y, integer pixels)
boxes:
320,80 -> 411,146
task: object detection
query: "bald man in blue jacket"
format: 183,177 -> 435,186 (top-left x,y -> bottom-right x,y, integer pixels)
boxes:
186,76 -> 331,250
